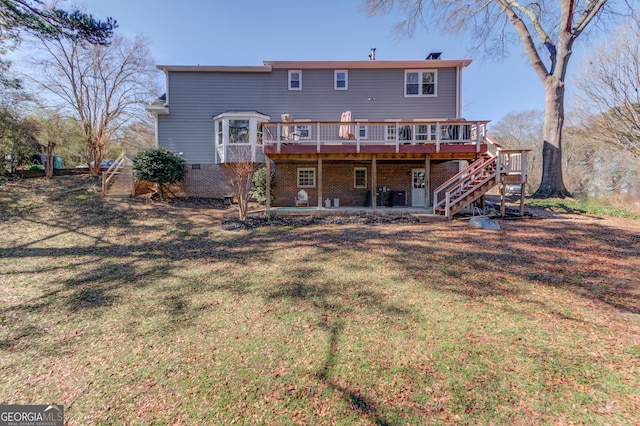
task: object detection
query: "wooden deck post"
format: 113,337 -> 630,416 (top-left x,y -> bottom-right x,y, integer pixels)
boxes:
371,154 -> 377,211
317,156 -> 323,208
424,154 -> 431,207
265,157 -> 271,211
520,150 -> 527,217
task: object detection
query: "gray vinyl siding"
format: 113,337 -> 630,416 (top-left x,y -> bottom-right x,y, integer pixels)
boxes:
158,67 -> 459,164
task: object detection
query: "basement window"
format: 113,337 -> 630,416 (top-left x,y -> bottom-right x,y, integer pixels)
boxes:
297,168 -> 315,188
354,168 -> 367,188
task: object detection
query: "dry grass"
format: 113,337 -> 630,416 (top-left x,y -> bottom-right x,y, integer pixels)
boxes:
1,175 -> 639,425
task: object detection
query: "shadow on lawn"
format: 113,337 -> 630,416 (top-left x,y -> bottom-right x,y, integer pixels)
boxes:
315,311 -> 392,425
2,183 -> 639,421
1,201 -> 638,324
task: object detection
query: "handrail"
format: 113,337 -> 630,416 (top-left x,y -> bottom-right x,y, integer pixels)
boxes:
485,135 -> 506,153
432,145 -> 530,218
102,152 -> 126,195
262,120 -> 489,152
433,157 -> 497,209
434,154 -> 493,196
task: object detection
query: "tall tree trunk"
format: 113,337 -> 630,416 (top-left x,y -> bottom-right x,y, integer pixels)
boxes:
533,78 -> 571,198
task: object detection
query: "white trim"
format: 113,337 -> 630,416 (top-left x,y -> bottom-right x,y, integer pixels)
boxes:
354,167 -> 367,188
212,111 -> 270,121
163,69 -> 169,106
411,168 -> 426,207
288,70 -> 302,90
211,111 -> 270,164
154,117 -> 159,148
334,70 -> 348,90
404,69 -> 438,97
297,168 -> 316,188
456,65 -> 462,118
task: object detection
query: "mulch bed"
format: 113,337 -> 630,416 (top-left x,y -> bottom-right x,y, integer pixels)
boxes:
221,213 -> 420,230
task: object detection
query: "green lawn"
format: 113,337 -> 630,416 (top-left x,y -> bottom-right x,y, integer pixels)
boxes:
1,176 -> 639,425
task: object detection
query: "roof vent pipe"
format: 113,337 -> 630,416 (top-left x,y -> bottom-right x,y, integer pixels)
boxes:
368,48 -> 376,61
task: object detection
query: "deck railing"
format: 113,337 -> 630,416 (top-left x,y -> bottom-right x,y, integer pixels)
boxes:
432,145 -> 529,218
262,120 -> 489,153
102,152 -> 126,195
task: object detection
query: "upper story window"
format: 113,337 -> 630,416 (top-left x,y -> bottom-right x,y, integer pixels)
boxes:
405,70 -> 437,97
288,70 -> 302,90
334,70 -> 348,90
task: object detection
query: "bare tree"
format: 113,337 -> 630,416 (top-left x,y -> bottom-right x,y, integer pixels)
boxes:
366,0 -> 634,198
222,152 -> 261,221
563,123 -> 640,200
113,117 -> 156,157
573,14 -> 640,159
491,109 -> 543,192
27,33 -> 157,174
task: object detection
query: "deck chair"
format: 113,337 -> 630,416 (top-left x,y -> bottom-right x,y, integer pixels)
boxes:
295,189 -> 309,207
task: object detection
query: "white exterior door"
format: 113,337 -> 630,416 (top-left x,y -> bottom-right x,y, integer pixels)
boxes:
412,169 -> 425,207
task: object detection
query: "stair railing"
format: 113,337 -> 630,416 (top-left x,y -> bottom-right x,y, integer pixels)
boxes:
433,155 -> 498,218
102,152 -> 126,196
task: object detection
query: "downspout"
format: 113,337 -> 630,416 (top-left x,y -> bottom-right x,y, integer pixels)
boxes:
456,65 -> 462,118
154,114 -> 160,148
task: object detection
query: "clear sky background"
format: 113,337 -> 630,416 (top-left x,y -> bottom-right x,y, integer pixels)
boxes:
79,0 -> 599,123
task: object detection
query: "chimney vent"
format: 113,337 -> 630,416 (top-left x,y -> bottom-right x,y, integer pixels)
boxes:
368,48 -> 376,61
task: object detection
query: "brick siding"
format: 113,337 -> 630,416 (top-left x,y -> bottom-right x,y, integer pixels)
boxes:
174,159 -> 465,204
173,164 -> 233,198
271,159 -> 464,207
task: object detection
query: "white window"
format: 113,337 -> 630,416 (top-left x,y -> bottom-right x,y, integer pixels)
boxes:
386,124 -> 396,141
228,119 -> 250,144
358,124 -> 368,139
354,168 -> 367,188
294,124 -> 311,140
288,70 -> 302,90
386,124 -> 413,141
334,70 -> 348,90
415,124 -> 430,141
297,168 -> 315,188
216,120 -> 223,145
405,70 -> 437,97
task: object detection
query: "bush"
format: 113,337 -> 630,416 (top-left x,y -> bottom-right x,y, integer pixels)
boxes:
251,166 -> 275,204
133,148 -> 186,198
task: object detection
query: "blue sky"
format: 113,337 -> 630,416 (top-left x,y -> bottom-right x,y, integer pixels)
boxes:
80,0 -> 596,123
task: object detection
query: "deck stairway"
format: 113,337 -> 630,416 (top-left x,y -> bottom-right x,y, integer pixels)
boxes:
102,154 -> 135,198
433,146 -> 528,219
